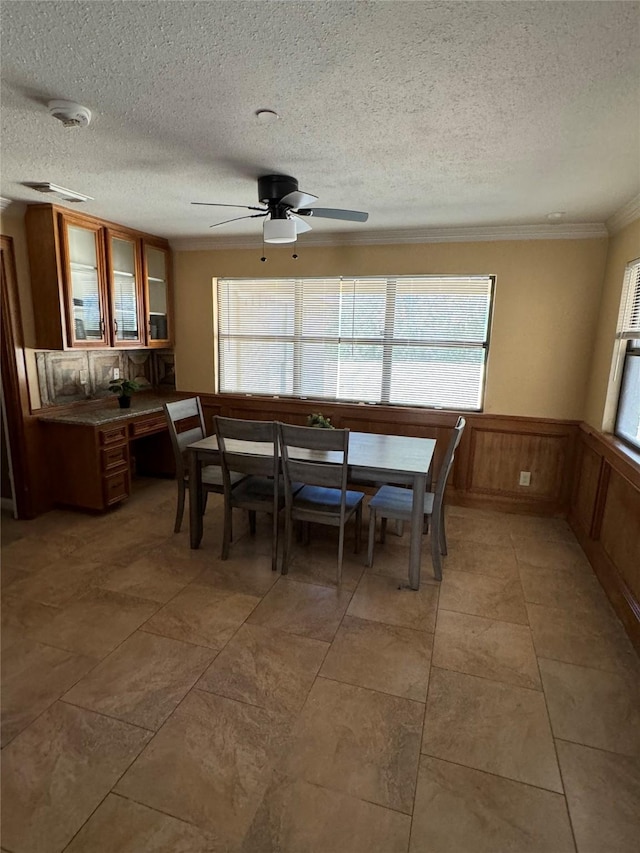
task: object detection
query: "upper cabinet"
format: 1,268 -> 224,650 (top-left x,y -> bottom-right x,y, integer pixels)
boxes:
25,204 -> 172,350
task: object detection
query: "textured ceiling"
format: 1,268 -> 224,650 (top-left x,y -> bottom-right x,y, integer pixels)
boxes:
1,1 -> 639,245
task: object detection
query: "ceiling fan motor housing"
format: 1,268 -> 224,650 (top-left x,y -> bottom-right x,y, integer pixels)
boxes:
258,174 -> 299,206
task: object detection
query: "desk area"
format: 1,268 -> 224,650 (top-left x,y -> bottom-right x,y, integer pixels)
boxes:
188,430 -> 436,590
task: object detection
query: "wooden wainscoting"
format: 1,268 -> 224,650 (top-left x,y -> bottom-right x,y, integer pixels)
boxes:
201,394 -> 579,515
569,425 -> 640,651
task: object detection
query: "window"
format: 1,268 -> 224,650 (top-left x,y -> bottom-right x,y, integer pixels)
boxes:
216,275 -> 494,411
614,260 -> 640,451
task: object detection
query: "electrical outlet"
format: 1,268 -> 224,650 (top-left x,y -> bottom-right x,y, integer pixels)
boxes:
113,368 -> 120,379
519,471 -> 531,486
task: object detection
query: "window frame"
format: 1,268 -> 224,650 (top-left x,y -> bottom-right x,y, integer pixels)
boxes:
613,259 -> 640,452
215,274 -> 495,412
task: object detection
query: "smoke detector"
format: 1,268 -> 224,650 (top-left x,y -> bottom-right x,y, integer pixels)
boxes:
48,99 -> 92,128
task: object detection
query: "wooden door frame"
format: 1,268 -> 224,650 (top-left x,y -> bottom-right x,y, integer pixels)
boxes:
1,234 -> 34,517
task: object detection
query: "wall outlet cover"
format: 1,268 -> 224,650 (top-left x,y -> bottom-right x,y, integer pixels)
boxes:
519,471 -> 531,486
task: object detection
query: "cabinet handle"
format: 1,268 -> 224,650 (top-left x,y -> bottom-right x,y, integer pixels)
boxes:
100,318 -> 105,334
114,319 -> 118,334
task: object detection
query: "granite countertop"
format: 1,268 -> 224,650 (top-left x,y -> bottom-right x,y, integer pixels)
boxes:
37,394 -> 184,426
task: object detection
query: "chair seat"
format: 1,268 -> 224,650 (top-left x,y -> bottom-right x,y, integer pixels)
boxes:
199,467 -> 244,488
293,485 -> 365,515
368,485 -> 434,519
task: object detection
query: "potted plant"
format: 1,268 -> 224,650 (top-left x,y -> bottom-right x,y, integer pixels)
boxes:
307,412 -> 335,429
108,378 -> 139,409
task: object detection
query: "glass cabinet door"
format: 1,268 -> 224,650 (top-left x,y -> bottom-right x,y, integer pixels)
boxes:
144,244 -> 171,345
109,234 -> 143,345
65,223 -> 107,345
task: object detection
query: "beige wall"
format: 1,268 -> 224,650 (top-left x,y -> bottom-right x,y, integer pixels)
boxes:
174,237 -> 608,419
583,218 -> 640,431
0,205 -> 41,409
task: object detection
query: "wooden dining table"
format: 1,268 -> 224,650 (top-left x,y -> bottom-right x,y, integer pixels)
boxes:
187,430 -> 436,590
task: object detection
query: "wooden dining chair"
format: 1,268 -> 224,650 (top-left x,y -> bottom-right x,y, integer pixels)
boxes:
366,417 -> 466,580
164,398 -> 244,534
278,423 -> 365,585
214,416 -> 283,572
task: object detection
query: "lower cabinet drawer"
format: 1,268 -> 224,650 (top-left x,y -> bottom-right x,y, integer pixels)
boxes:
101,444 -> 129,472
100,425 -> 128,446
103,469 -> 130,506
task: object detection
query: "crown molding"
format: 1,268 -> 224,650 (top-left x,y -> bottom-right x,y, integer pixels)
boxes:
170,221 -> 608,252
606,194 -> 640,234
0,197 -> 26,215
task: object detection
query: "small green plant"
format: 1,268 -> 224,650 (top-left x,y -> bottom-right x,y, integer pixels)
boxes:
307,412 -> 335,429
108,378 -> 139,398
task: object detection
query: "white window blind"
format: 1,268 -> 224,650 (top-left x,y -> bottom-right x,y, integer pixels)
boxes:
617,260 -> 640,338
217,275 -> 494,411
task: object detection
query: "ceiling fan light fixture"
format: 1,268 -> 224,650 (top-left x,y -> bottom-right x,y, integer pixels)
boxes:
264,218 -> 297,243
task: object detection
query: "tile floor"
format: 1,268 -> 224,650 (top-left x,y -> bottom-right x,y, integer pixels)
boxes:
1,478 -> 639,853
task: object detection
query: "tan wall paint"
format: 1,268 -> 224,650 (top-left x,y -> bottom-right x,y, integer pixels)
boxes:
0,207 -> 41,409
583,218 -> 640,431
174,237 -> 607,419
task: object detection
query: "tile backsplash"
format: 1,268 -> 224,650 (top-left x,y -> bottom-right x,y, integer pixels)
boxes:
36,349 -> 175,408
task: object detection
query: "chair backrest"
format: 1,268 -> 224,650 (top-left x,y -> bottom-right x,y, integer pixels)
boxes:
164,398 -> 207,481
277,423 -> 350,499
433,416 -> 466,508
214,416 -> 279,482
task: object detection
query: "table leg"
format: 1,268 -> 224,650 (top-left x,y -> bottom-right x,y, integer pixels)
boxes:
189,450 -> 203,549
408,472 -> 426,590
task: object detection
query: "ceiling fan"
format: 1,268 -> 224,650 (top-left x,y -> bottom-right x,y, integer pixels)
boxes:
192,174 -> 369,244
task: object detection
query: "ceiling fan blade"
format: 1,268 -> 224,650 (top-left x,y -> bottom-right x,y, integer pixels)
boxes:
209,213 -> 268,228
192,202 -> 267,212
290,214 -> 312,234
297,207 -> 369,222
280,190 -> 319,209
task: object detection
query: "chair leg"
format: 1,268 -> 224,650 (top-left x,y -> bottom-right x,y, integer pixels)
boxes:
282,512 -> 292,575
174,480 -> 186,533
367,508 -> 376,567
202,492 -> 208,515
354,504 -> 362,553
380,516 -> 387,544
337,524 -> 345,585
440,509 -> 448,556
303,521 -> 311,546
395,520 -> 404,537
271,511 -> 278,573
431,528 -> 442,581
221,505 -> 232,561
248,510 -> 257,535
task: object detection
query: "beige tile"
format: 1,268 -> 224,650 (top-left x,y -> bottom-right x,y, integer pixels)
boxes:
64,631 -> 215,730
115,690 -> 290,845
287,544 -> 365,592
65,793 -> 221,853
539,658 -> 640,757
31,588 -> 159,658
445,513 -> 513,547
437,538 -> 520,579
1,701 -> 151,853
144,583 -> 260,649
519,562 -> 611,613
72,520 -> 161,568
197,553 -> 280,597
422,667 -> 562,792
242,773 -> 411,853
439,569 -> 528,624
347,572 -> 438,632
506,514 -> 576,543
248,577 -> 352,642
0,532 -> 83,573
410,755 -> 575,853
99,548 -> 206,603
557,740 -> 640,853
1,563 -> 30,590
1,638 -> 97,747
512,535 -> 591,571
320,614 -> 432,701
433,609 -> 541,690
527,601 -> 638,674
282,677 -> 423,813
198,623 -> 327,714
1,594 -> 60,650
7,555 -> 110,607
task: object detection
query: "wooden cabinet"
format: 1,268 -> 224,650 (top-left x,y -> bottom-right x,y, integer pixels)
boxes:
25,204 -> 172,350
40,409 -> 172,511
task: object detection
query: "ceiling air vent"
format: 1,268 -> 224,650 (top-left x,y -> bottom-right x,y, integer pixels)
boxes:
24,182 -> 94,203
